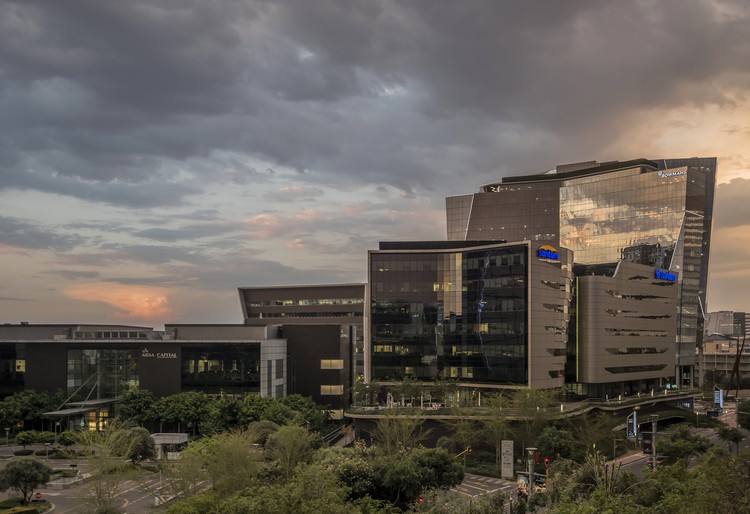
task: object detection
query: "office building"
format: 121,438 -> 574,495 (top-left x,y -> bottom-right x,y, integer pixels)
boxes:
0,323 -> 287,429
238,284 -> 366,416
446,158 -> 716,387
367,241 -> 572,389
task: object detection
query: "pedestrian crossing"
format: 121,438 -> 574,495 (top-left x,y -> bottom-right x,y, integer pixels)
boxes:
453,473 -> 517,497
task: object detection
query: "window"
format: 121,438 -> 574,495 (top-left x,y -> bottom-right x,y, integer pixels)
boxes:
320,359 -> 344,369
320,385 -> 344,395
276,359 -> 284,379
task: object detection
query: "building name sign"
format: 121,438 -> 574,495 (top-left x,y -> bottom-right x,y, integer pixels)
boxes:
141,348 -> 177,359
537,245 -> 560,261
655,269 -> 676,281
657,169 -> 687,178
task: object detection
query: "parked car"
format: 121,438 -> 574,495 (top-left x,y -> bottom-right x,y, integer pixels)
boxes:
706,408 -> 721,417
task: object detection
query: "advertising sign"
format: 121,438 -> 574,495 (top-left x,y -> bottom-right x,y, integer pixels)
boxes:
627,411 -> 637,439
501,440 -> 514,479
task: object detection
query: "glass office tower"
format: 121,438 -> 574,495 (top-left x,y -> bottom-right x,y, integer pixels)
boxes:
446,158 -> 716,387
367,241 -> 572,389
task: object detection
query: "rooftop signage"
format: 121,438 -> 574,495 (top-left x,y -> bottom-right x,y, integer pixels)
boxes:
655,269 -> 676,281
657,168 -> 687,178
537,245 -> 560,261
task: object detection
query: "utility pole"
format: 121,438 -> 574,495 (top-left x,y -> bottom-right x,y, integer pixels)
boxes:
651,416 -> 658,472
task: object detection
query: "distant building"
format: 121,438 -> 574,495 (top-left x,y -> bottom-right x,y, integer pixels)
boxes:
0,323 -> 286,429
238,284 -> 366,417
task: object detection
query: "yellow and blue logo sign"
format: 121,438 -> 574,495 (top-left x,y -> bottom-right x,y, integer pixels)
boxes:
537,245 -> 559,261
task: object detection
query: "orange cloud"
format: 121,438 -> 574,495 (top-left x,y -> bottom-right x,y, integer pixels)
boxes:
62,283 -> 173,321
284,238 -> 306,250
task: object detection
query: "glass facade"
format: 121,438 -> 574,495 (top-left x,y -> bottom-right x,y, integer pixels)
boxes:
370,245 -> 528,384
67,349 -> 140,399
449,158 -> 716,387
181,344 -> 260,394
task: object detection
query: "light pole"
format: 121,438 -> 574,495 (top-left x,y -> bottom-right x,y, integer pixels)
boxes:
4,428 -> 8,446
526,447 -> 537,500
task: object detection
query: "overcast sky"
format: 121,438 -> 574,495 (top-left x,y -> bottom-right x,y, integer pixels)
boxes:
1,0 -> 750,328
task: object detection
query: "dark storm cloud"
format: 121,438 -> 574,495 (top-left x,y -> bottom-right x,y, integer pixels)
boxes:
0,0 -> 748,203
0,216 -> 86,251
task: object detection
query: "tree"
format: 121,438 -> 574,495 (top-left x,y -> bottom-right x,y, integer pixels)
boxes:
536,425 -> 577,461
716,426 -> 745,455
440,407 -> 479,455
480,393 -> 514,472
237,394 -> 276,425
372,447 -> 463,508
266,425 -> 319,479
370,410 -> 430,454
512,389 -> 555,450
15,431 -> 34,450
738,399 -> 750,431
656,424 -> 711,466
116,389 -> 156,426
117,427 -> 156,463
77,422 -> 147,512
0,458 -> 52,505
151,391 -> 211,435
204,395 -> 243,433
172,430 -> 264,497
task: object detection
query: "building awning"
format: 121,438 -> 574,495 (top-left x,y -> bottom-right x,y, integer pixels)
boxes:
43,398 -> 117,417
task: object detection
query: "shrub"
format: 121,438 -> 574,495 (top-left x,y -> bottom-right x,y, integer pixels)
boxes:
13,450 -> 34,457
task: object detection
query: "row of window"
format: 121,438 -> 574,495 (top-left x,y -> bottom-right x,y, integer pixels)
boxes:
74,331 -> 149,339
247,298 -> 364,307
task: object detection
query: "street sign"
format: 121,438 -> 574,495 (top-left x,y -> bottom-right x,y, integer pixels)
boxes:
34,492 -> 42,500
627,411 -> 637,439
714,387 -> 724,408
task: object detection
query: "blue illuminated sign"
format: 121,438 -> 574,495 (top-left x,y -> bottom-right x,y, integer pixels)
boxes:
537,245 -> 559,261
655,269 -> 676,281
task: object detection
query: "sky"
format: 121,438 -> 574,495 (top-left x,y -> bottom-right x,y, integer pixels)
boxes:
1,0 -> 750,329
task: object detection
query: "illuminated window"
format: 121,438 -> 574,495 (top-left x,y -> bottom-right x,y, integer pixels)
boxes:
320,359 -> 344,369
320,385 -> 344,395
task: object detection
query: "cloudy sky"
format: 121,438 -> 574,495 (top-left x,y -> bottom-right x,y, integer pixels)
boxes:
2,0 -> 750,328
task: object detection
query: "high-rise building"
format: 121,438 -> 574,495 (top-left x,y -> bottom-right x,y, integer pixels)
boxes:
446,158 -> 716,388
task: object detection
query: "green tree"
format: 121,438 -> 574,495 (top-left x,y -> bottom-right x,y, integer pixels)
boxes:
536,425 -> 577,461
512,389 -> 555,450
281,394 -> 330,431
370,410 -> 430,454
440,407 -> 479,455
373,447 -> 463,508
152,391 -> 211,435
656,424 -> 711,466
118,427 -> 156,463
15,431 -> 34,450
0,458 -> 52,505
237,394 -> 276,425
480,393 -> 514,473
738,399 -> 750,430
77,422 -> 146,512
716,426 -> 744,455
246,419 -> 279,446
203,394 -> 242,433
174,430 -> 264,496
266,425 -> 319,479
116,389 -> 156,426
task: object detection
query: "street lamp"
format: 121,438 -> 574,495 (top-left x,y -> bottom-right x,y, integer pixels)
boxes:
526,447 -> 537,499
